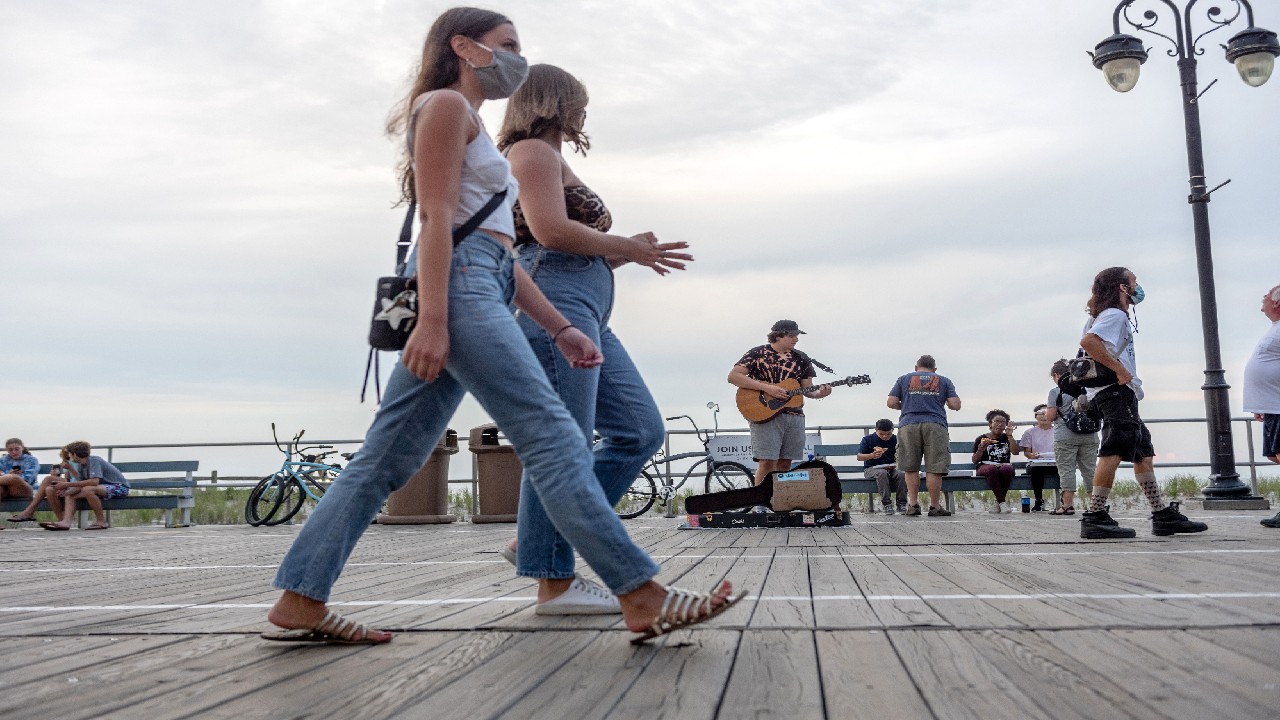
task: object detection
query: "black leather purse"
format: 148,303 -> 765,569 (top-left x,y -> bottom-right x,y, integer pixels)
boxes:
362,191 -> 507,401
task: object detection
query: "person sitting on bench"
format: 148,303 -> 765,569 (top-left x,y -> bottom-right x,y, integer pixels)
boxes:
40,441 -> 129,531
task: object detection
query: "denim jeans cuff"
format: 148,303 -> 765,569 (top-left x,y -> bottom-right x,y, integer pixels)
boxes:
272,581 -> 329,604
516,570 -> 576,581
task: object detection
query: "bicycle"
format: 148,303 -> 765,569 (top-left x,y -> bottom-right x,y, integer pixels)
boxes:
244,424 -> 353,527
615,402 -> 755,519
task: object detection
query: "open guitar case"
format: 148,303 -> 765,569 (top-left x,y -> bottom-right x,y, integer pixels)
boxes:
683,460 -> 851,528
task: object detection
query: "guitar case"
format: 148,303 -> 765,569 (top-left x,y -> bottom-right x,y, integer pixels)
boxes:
684,460 -> 849,528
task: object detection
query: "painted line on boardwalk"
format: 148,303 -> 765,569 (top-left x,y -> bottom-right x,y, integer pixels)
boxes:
3,591 -> 1280,614
1,547 -> 1278,573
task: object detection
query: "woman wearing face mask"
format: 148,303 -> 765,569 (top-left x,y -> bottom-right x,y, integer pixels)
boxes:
263,8 -> 735,646
493,65 -> 694,614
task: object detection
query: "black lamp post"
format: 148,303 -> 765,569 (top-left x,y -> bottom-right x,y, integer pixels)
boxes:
1089,0 -> 1279,505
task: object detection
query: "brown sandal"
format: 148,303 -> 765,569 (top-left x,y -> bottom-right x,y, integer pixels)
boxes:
261,609 -> 391,645
1051,506 -> 1075,515
630,582 -> 742,645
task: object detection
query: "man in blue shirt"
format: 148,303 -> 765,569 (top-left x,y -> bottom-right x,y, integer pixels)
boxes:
887,355 -> 961,517
41,441 -> 129,531
857,420 -> 908,514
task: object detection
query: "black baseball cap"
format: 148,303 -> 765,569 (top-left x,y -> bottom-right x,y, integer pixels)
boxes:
771,319 -> 805,335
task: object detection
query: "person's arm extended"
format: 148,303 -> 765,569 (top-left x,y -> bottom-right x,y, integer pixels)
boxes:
1081,332 -> 1132,385
401,91 -> 471,383
506,140 -> 691,274
512,265 -> 602,368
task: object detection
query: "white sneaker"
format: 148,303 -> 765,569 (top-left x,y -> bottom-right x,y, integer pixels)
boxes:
534,577 -> 622,615
988,503 -> 1002,514
750,505 -> 771,514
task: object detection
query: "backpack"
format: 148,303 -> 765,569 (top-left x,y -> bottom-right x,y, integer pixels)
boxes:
1054,377 -> 1101,434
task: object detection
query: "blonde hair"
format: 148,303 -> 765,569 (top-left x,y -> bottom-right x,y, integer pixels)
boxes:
496,64 -> 590,155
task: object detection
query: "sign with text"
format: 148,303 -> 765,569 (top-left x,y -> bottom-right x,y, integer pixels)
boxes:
705,433 -> 823,469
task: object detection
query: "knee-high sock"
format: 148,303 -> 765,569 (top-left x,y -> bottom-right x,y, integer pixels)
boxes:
1088,485 -> 1112,513
1136,471 -> 1165,511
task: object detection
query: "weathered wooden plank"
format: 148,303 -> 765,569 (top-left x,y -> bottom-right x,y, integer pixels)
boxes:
751,548 -> 813,628
815,630 -> 932,718
606,629 -> 741,720
718,630 -> 825,719
1037,628 -> 1268,719
387,630 -> 600,719
888,629 -> 1046,720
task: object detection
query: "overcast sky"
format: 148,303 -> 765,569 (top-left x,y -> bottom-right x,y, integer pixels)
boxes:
3,0 -> 1278,475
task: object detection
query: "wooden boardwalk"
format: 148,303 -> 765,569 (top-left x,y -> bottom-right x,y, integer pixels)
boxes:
2,507 -> 1278,719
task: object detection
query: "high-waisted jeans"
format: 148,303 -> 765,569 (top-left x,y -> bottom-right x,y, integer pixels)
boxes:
514,246 -> 665,580
272,233 -> 659,601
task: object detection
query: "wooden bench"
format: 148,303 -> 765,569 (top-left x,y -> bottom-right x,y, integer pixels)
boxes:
815,440 -> 1060,513
0,461 -> 199,528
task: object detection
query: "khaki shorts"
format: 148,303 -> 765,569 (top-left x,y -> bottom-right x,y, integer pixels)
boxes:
896,422 -> 951,473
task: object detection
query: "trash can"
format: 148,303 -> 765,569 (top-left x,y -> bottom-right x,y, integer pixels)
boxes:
377,428 -> 459,525
469,423 -> 522,523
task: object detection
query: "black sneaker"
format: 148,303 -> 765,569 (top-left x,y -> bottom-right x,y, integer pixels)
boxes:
1151,501 -> 1208,536
1262,512 -> 1280,528
1031,501 -> 1045,512
897,503 -> 909,513
927,506 -> 951,517
1080,506 -> 1136,539
904,504 -> 922,517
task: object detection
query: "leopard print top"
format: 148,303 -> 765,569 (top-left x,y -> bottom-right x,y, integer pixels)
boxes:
513,185 -> 613,247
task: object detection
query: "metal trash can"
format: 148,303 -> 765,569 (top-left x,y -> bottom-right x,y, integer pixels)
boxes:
469,423 -> 522,523
377,428 -> 459,525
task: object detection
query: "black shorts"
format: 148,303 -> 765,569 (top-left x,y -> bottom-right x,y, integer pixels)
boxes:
1263,414 -> 1280,459
1093,384 -> 1155,462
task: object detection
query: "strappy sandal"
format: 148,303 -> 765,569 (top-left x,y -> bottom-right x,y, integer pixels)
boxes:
261,609 -> 391,645
630,582 -> 743,646
1051,506 -> 1075,516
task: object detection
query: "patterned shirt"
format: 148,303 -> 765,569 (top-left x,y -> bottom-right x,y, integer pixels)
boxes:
735,345 -> 816,416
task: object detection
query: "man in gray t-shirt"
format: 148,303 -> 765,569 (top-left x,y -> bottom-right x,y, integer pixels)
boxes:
887,354 -> 961,517
42,441 -> 129,531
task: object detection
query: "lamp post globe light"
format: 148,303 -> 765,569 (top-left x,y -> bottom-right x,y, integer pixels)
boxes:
1089,0 -> 1279,507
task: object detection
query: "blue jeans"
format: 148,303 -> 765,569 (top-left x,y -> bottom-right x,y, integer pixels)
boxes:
514,247 -> 665,579
273,233 -> 659,601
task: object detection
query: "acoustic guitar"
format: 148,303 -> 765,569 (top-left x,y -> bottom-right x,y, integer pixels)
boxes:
736,375 -> 872,423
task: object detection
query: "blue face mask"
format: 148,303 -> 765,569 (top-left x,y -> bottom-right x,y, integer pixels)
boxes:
1128,284 -> 1145,305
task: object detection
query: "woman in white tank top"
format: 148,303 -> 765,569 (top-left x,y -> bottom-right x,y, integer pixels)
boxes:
264,7 -> 735,646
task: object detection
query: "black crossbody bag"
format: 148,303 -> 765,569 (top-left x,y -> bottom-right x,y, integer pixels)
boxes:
362,191 -> 507,402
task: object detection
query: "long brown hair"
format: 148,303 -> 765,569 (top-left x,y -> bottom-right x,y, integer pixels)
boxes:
386,7 -> 513,205
1087,266 -> 1130,318
496,64 -> 591,155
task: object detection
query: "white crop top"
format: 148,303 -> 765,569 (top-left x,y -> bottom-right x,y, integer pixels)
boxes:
407,93 -> 518,240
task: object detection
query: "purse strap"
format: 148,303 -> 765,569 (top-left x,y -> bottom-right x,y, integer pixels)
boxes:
394,190 -> 509,275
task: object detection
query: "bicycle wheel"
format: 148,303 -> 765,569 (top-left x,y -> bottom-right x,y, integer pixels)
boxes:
265,476 -> 308,526
704,461 -> 756,495
615,470 -> 657,519
245,473 -> 289,526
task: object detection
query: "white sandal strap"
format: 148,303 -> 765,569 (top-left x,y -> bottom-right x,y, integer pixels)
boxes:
316,609 -> 366,642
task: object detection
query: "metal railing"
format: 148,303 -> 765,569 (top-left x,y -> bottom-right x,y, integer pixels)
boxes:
25,415 -> 1276,498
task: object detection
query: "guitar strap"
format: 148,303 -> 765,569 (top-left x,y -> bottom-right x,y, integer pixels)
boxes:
684,460 -> 842,514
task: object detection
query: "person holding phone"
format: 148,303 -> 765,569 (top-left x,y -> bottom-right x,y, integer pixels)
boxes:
0,438 -> 38,504
8,444 -> 78,523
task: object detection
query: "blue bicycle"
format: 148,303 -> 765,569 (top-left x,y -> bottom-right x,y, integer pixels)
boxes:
244,424 -> 352,526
